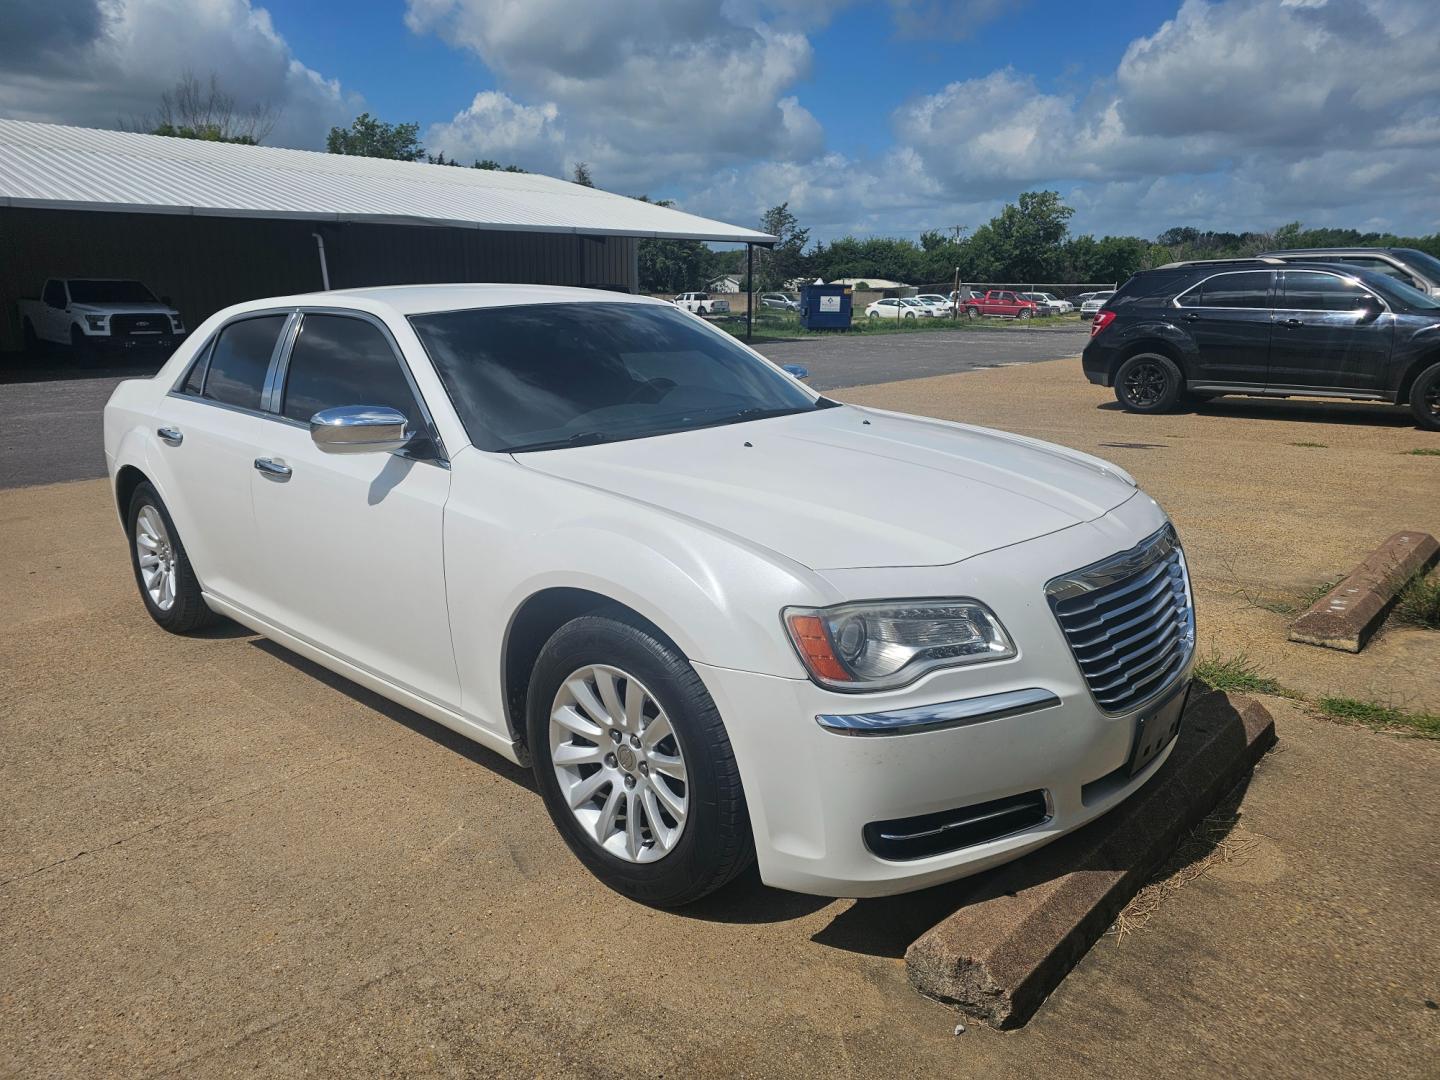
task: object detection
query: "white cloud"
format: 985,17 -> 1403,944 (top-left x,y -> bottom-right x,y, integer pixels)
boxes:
425,91 -> 568,174
0,0 -> 358,149
408,0 -> 822,190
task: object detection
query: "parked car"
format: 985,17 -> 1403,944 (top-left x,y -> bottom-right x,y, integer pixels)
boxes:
1023,292 -> 1073,315
1082,260 -> 1440,430
865,297 -> 929,319
1080,292 -> 1115,319
19,278 -> 186,355
105,284 -> 1192,905
1257,247 -> 1440,298
962,290 -> 1040,320
759,292 -> 799,311
673,292 -> 730,316
915,293 -> 956,316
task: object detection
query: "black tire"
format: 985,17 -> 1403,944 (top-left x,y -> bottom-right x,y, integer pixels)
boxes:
965,306 -> 980,320
1018,308 -> 1032,320
527,610 -> 754,907
1409,362 -> 1440,431
1114,352 -> 1184,413
126,481 -> 220,634
22,319 -> 39,354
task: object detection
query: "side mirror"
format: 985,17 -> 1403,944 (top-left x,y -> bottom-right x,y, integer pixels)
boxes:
782,364 -> 810,380
309,405 -> 410,454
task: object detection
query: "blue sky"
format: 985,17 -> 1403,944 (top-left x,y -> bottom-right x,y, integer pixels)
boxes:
4,0 -> 1438,243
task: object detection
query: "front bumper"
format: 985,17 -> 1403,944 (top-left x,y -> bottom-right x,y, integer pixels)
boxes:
695,491 -> 1192,897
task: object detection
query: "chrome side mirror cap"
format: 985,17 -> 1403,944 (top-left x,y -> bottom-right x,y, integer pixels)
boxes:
782,364 -> 810,380
309,405 -> 410,454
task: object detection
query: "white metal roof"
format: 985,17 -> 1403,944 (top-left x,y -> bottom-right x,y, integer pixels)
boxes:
0,119 -> 775,245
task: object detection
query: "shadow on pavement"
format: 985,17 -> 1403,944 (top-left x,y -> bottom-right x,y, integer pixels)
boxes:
1096,396 -> 1417,427
0,349 -> 168,384
249,637 -> 536,791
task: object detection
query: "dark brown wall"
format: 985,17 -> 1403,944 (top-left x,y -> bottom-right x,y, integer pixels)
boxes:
0,207 -> 637,351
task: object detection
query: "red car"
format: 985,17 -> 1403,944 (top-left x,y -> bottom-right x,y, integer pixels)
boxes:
963,290 -> 1039,320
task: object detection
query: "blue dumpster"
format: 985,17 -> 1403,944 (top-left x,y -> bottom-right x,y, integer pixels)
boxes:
799,283 -> 853,330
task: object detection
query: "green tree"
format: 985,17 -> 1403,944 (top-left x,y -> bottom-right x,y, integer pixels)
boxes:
474,159 -> 528,172
572,162 -> 595,187
326,113 -> 425,161
754,203 -> 810,289
964,190 -> 1075,282
634,197 -> 710,293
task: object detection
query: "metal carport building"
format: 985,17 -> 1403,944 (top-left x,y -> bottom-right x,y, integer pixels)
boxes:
0,119 -> 774,352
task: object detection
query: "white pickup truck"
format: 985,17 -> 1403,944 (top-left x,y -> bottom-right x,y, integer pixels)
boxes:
672,292 -> 731,316
19,278 -> 186,354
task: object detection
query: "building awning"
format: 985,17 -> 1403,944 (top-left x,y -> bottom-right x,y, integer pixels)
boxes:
0,119 -> 775,245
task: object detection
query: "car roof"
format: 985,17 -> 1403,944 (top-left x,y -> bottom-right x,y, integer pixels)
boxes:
1260,247 -> 1401,256
219,283 -> 666,318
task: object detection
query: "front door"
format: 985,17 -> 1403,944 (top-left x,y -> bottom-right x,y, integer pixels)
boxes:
1267,270 -> 1394,393
247,311 -> 461,709
1173,269 -> 1275,384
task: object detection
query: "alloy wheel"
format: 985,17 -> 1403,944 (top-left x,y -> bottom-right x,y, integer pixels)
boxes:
135,504 -> 178,611
1122,360 -> 1168,408
1426,378 -> 1440,420
549,664 -> 689,863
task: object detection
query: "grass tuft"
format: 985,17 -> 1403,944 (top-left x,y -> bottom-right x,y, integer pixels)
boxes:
1290,441 -> 1328,448
1192,652 -> 1290,696
1316,697 -> 1440,738
1393,572 -> 1440,630
1401,447 -> 1440,457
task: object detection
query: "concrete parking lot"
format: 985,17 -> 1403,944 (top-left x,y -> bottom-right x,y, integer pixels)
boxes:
3,354 -> 1438,1077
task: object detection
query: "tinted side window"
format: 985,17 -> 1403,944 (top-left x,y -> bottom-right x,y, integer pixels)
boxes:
1199,271 -> 1272,308
179,345 -> 210,395
281,314 -> 420,430
203,316 -> 285,410
1281,271 -> 1374,312
43,281 -> 66,307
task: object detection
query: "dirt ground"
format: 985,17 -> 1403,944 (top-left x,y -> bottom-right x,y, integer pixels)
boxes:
3,363 -> 1439,1078
841,359 -> 1440,712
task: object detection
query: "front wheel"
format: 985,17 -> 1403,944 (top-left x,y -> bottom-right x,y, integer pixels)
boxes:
22,319 -> 39,354
1411,362 -> 1440,431
1114,353 -> 1184,414
127,482 -> 220,633
1017,309 -> 1032,320
527,611 -> 754,907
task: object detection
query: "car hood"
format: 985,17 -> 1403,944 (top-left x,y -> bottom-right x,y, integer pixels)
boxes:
515,405 -> 1138,570
71,302 -> 176,316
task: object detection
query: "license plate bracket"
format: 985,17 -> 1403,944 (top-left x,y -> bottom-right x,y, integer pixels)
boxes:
1127,682 -> 1190,776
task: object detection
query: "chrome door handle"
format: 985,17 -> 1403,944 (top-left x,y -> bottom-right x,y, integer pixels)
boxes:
253,457 -> 292,478
157,426 -> 183,446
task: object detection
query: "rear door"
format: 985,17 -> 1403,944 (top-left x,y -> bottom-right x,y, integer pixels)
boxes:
1268,270 -> 1393,393
150,312 -> 292,609
1173,270 -> 1275,384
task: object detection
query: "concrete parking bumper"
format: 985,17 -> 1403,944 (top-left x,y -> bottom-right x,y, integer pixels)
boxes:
905,689 -> 1276,1028
1288,530 -> 1440,653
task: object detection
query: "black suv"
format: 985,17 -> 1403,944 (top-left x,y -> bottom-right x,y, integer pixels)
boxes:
1082,258 -> 1440,430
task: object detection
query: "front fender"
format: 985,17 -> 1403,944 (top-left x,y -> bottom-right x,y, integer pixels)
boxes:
442,450 -> 834,736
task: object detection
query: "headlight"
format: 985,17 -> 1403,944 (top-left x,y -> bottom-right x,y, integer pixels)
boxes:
84,314 -> 106,331
784,599 -> 1016,691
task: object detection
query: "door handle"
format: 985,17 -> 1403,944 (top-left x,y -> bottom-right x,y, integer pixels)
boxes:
253,457 -> 292,479
157,426 -> 183,446
1181,312 -> 1200,322
1278,317 -> 1304,328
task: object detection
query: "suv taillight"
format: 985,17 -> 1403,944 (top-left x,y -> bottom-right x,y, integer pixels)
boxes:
1090,310 -> 1116,337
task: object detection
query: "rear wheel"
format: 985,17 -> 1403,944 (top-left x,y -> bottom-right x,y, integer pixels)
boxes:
126,482 -> 220,633
1410,362 -> 1440,431
22,319 -> 39,354
1114,352 -> 1183,414
966,306 -> 980,320
527,611 -> 754,907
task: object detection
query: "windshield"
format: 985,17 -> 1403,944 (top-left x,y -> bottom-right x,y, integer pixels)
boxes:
1370,273 -> 1440,311
1397,249 -> 1440,283
67,280 -> 157,304
409,302 -> 829,452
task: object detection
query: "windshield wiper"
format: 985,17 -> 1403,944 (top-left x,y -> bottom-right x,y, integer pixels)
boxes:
503,431 -> 611,453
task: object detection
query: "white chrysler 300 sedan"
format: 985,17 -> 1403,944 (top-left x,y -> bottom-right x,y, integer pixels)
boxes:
104,285 -> 1195,906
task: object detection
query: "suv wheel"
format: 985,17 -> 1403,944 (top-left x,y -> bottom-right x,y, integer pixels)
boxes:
1017,309 -> 1032,320
1410,361 -> 1440,431
527,611 -> 754,907
965,306 -> 980,320
1115,353 -> 1183,413
126,482 -> 221,633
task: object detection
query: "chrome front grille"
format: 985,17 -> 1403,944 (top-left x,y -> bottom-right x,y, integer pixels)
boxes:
1046,525 -> 1195,714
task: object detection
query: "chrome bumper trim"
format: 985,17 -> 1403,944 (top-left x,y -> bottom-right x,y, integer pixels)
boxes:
815,687 -> 1061,737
